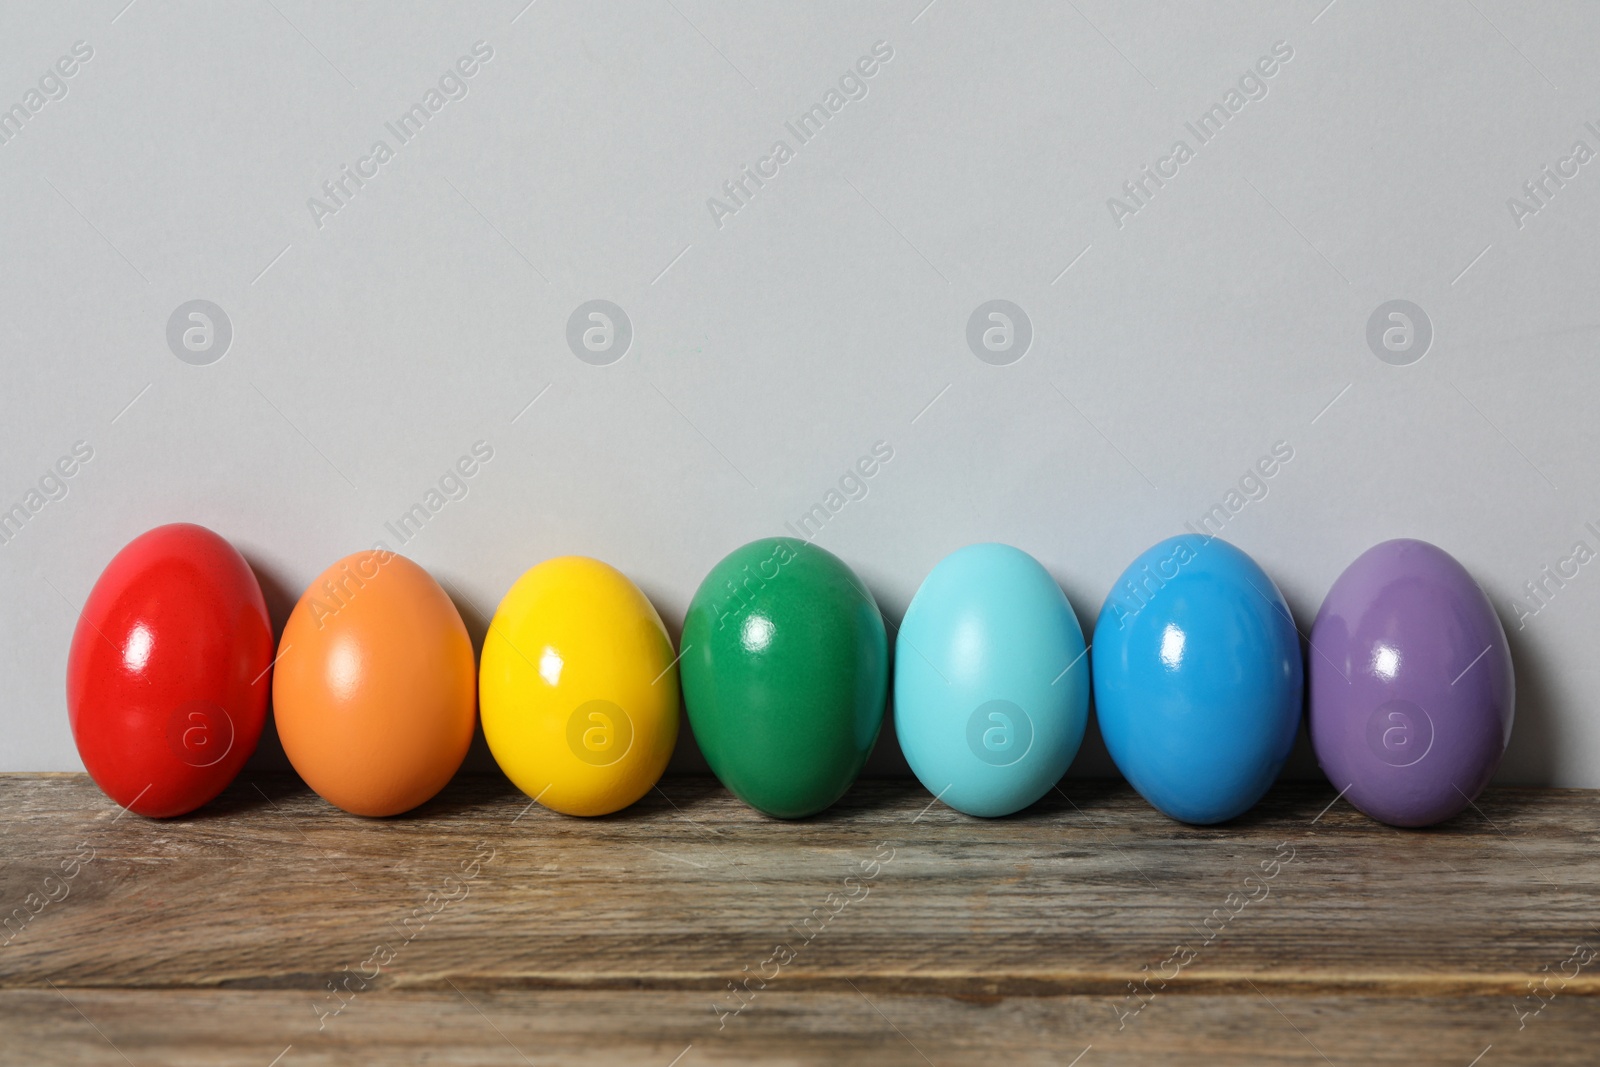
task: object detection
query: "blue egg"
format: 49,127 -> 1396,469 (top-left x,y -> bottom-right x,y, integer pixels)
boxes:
895,543 -> 1090,817
1092,535 -> 1302,824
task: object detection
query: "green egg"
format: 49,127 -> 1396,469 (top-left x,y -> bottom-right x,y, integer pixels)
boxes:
681,538 -> 889,818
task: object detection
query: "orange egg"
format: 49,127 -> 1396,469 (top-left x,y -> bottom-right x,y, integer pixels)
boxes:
272,550 -> 476,816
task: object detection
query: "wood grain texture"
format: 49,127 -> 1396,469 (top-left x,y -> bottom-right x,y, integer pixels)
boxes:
3,773 -> 1598,1065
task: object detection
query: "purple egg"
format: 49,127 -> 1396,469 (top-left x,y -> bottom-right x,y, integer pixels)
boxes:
1309,539 -> 1514,826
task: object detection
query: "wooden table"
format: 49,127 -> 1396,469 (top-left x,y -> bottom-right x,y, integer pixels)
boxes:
2,773 -> 1596,1065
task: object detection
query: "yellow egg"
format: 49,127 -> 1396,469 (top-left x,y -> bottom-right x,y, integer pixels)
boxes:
479,556 -> 679,816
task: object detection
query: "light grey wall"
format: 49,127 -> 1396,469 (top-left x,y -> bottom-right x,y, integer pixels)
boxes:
3,1 -> 1595,784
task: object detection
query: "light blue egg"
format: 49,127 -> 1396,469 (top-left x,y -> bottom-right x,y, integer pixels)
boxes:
895,543 -> 1090,817
1092,535 -> 1302,824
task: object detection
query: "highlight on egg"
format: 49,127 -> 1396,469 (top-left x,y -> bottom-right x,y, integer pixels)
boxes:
1308,539 -> 1514,827
479,556 -> 679,817
66,523 -> 275,818
1092,535 -> 1303,825
895,543 -> 1089,817
272,550 -> 477,817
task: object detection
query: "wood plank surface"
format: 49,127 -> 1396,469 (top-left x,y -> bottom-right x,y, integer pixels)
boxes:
3,773 -> 1598,1064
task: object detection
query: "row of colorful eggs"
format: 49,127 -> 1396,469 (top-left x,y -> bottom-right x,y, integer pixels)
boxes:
66,525 -> 1514,828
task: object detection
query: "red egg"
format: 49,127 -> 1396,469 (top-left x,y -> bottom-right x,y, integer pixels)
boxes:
66,523 -> 275,817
